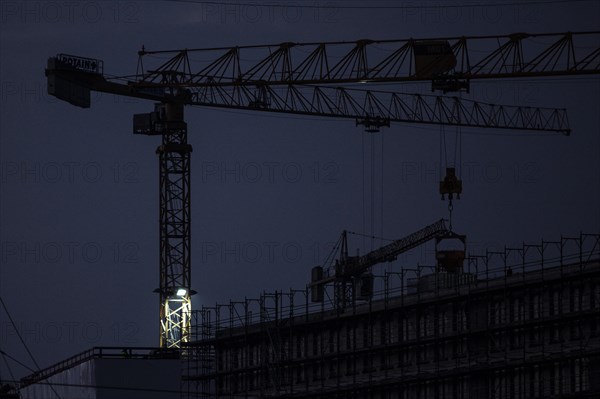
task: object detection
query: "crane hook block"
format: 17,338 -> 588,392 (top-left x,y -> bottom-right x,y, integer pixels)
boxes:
439,167 -> 462,200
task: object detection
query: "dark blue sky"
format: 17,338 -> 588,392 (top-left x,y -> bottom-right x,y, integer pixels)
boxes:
1,0 -> 599,379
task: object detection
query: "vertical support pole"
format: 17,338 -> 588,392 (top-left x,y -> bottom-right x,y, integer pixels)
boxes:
156,102 -> 193,348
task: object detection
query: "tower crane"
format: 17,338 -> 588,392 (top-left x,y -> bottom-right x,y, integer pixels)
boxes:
310,219 -> 458,310
45,31 -> 599,348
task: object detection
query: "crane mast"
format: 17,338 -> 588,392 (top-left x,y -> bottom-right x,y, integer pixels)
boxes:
45,31 -> 599,348
153,104 -> 192,348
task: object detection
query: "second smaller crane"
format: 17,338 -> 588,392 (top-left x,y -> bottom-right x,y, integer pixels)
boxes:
310,219 -> 465,310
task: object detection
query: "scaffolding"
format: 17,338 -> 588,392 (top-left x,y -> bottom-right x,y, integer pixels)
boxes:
182,232 -> 600,398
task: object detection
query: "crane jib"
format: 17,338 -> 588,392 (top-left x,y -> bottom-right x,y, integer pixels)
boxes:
340,219 -> 449,277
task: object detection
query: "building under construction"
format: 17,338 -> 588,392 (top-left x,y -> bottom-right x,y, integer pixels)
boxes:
18,32 -> 599,399
182,226 -> 600,399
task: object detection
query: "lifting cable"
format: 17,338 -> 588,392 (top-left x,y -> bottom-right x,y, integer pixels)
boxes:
0,296 -> 63,398
439,95 -> 463,232
361,129 -> 377,251
371,131 -> 376,251
362,130 -> 366,250
0,350 -> 17,393
361,127 -> 386,252
380,129 -> 385,249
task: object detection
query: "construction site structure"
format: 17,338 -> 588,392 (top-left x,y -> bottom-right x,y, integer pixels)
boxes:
182,231 -> 600,399
44,31 -> 600,348
133,31 -> 600,91
310,219 -> 459,311
18,347 -> 180,399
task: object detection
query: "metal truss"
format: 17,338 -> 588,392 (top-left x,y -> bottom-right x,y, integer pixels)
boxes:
48,56 -> 572,133
330,220 -> 450,310
134,31 -> 600,87
162,295 -> 192,348
186,84 -> 570,133
45,30 -> 597,352
259,293 -> 286,397
157,124 -> 193,348
182,232 -> 600,399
